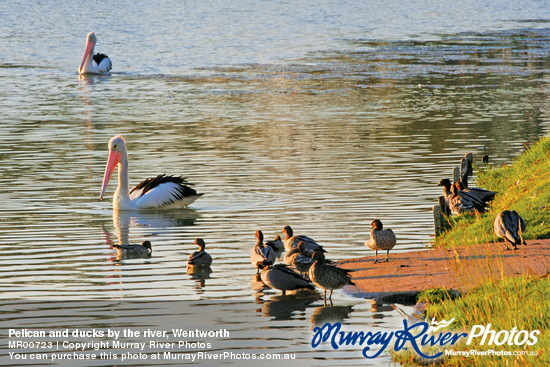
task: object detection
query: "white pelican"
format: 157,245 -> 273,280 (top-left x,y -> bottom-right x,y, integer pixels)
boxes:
79,32 -> 112,75
100,135 -> 203,210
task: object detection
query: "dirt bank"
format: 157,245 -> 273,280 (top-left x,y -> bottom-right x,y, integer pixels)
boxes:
339,239 -> 550,304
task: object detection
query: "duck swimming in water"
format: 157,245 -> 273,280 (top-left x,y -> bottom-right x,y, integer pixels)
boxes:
250,230 -> 276,272
113,241 -> 152,260
187,238 -> 212,267
494,210 -> 526,250
365,219 -> 397,263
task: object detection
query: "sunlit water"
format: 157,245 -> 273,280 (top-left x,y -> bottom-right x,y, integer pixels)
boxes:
1,0 -> 549,365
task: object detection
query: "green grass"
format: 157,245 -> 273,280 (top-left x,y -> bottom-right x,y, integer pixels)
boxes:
416,287 -> 458,304
434,137 -> 550,248
392,275 -> 549,366
391,138 -> 550,366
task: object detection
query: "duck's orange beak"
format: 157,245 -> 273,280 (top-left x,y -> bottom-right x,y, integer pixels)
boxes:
100,149 -> 122,200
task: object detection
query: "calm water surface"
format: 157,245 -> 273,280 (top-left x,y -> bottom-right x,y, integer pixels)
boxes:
1,0 -> 549,365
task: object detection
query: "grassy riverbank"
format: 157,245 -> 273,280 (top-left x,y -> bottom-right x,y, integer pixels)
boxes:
391,137 -> 550,365
434,136 -> 550,248
392,275 -> 549,366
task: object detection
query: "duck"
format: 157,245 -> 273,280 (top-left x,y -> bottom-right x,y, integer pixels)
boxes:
251,230 -> 276,272
260,264 -> 314,296
187,238 -> 212,267
438,178 -> 454,213
494,210 -> 526,250
281,225 -> 326,254
113,241 -> 152,259
308,251 -> 355,301
365,219 -> 397,263
265,234 -> 284,252
284,241 -> 314,277
454,180 -> 496,205
439,179 -> 491,215
448,183 -> 486,215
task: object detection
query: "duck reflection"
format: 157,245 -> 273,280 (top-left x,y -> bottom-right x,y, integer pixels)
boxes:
187,264 -> 212,289
310,304 -> 354,327
251,273 -> 268,292
255,290 -> 321,320
369,300 -> 395,319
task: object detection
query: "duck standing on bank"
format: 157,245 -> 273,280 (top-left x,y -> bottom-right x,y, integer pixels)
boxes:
308,251 -> 354,302
113,241 -> 152,260
251,230 -> 276,272
260,264 -> 314,296
365,219 -> 396,263
187,238 -> 212,267
494,210 -> 526,250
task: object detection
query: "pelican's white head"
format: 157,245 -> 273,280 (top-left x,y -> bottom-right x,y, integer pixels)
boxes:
79,32 -> 98,74
100,135 -> 127,200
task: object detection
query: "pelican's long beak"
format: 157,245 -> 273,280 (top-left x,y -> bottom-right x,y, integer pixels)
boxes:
100,149 -> 122,200
79,40 -> 95,73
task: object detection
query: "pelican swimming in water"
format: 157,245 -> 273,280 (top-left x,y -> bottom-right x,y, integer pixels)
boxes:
79,32 -> 112,75
251,230 -> 276,272
308,251 -> 354,301
494,210 -> 526,250
187,238 -> 213,267
100,135 -> 202,210
365,219 -> 397,263
113,241 -> 152,260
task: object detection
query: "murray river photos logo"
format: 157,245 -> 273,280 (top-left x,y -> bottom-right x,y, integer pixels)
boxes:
311,318 -> 540,359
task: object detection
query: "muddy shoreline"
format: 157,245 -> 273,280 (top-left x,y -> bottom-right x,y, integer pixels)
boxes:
339,239 -> 550,304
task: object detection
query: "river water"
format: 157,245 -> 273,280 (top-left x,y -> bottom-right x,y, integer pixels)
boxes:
1,1 -> 549,365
